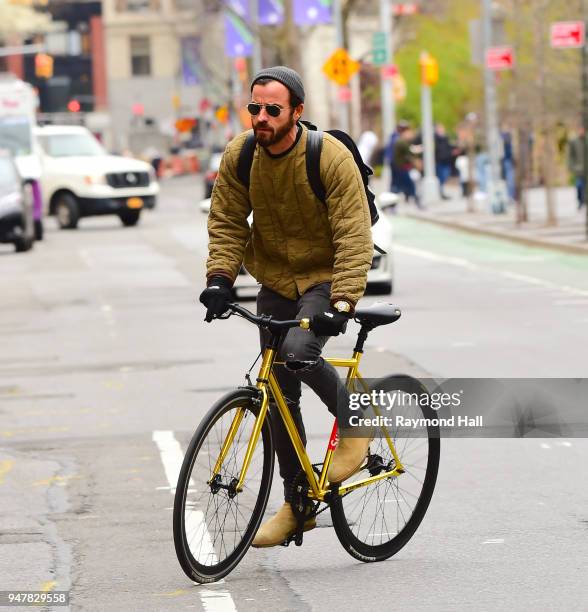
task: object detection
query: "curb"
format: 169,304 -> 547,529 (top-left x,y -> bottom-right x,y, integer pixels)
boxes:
402,212 -> 588,256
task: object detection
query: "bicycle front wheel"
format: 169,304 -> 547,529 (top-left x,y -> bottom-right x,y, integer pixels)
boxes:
330,375 -> 440,562
173,389 -> 274,583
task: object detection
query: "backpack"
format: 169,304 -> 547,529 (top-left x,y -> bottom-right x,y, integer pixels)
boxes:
236,121 -> 380,229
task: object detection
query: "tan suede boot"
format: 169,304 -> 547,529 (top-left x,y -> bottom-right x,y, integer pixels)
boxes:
327,434 -> 373,483
251,502 -> 316,548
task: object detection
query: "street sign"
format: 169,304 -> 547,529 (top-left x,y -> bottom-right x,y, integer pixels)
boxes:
551,21 -> 585,49
322,48 -> 360,86
382,64 -> 399,79
485,46 -> 514,71
372,31 -> 388,66
337,87 -> 352,102
392,3 -> 418,16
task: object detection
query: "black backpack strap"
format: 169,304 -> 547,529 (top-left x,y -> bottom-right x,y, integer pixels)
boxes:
236,131 -> 257,189
306,129 -> 326,204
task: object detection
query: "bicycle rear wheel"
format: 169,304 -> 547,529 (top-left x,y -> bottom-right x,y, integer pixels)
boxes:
173,389 -> 274,583
330,375 -> 440,562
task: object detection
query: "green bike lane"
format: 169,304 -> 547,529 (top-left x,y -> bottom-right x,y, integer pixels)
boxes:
373,216 -> 588,379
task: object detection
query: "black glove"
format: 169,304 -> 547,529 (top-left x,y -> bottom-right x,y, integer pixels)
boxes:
199,275 -> 233,322
311,308 -> 351,337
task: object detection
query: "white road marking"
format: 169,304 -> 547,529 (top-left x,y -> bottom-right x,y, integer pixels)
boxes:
502,271 -> 588,298
152,431 -> 236,610
394,245 -> 478,270
556,441 -> 572,447
200,590 -> 238,612
483,538 -> 504,544
540,443 -> 551,449
395,244 -> 588,298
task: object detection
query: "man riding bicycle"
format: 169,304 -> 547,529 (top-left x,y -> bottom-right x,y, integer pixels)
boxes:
199,66 -> 373,547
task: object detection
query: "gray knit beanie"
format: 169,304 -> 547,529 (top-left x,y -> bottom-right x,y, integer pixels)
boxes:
250,66 -> 305,103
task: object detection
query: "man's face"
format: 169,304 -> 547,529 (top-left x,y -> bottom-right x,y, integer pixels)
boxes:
250,81 -> 301,148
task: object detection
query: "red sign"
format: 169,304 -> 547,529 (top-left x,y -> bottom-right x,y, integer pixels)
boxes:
337,86 -> 352,102
382,64 -> 399,79
551,21 -> 585,48
485,46 -> 514,71
392,3 -> 418,16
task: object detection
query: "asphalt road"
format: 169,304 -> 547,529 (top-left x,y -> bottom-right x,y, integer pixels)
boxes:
1,175 -> 587,611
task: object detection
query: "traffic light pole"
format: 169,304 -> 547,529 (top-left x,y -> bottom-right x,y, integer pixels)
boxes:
420,76 -> 439,205
379,0 -> 395,191
333,0 -> 349,132
482,0 -> 507,214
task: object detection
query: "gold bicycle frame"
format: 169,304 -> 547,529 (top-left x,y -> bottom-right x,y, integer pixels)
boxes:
210,338 -> 406,502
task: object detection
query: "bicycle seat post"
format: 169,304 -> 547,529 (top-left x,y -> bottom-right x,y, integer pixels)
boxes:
353,325 -> 370,353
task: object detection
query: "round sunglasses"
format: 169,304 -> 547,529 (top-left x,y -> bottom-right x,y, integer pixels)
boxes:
247,102 -> 291,118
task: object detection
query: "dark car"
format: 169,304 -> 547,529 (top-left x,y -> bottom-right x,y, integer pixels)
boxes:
0,152 -> 34,252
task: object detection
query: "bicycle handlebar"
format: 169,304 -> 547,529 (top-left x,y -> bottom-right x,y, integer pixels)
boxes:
226,303 -> 310,333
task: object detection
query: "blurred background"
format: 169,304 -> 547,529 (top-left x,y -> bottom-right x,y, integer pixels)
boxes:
1,0 -> 588,208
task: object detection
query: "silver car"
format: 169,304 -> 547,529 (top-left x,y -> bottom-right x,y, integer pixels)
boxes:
0,152 -> 34,252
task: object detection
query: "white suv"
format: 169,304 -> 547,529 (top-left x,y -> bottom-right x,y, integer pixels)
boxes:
35,125 -> 159,229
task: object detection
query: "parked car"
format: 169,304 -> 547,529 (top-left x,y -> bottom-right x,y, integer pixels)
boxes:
204,151 -> 223,199
0,152 -> 34,252
34,125 -> 159,229
199,198 -> 394,297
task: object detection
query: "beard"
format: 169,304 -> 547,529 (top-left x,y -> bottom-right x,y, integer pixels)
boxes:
253,112 -> 296,148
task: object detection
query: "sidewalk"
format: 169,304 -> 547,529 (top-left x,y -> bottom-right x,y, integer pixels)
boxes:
375,180 -> 588,255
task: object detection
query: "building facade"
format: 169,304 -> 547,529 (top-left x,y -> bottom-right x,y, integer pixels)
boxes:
102,0 -> 228,152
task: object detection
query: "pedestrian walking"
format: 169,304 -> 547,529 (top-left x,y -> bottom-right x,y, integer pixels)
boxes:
567,127 -> 586,209
455,153 -> 471,197
434,123 -> 453,199
391,125 -> 422,208
501,128 -> 516,203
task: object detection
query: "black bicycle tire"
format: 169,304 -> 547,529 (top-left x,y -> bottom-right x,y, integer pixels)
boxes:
330,374 -> 440,562
173,388 -> 274,583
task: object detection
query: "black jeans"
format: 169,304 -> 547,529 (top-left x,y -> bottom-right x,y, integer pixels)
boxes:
257,283 -> 349,501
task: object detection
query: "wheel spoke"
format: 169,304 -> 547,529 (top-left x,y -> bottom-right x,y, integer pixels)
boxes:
333,379 -> 439,560
174,397 -> 272,580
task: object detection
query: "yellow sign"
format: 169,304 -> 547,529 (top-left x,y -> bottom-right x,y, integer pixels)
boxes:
419,52 -> 439,86
322,48 -> 360,86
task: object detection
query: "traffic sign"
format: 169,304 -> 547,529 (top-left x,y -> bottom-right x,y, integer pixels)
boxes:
372,32 -> 388,66
337,87 -> 352,103
485,46 -> 514,71
392,3 -> 418,16
322,48 -> 360,86
551,21 -> 585,49
382,64 -> 399,79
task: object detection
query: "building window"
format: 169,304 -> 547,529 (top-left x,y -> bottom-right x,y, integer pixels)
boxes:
130,36 -> 151,76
